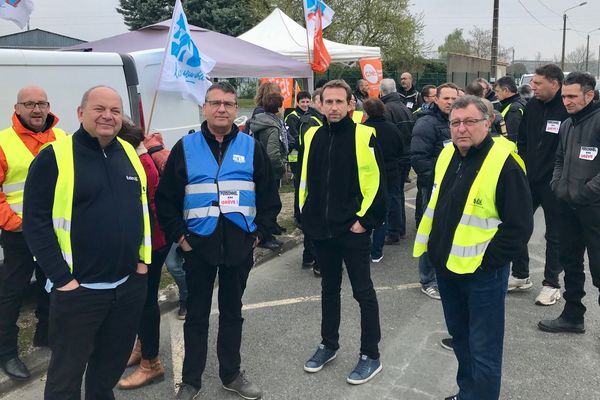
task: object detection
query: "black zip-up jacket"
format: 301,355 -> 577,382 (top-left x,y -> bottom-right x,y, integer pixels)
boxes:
398,86 -> 422,112
284,106 -> 305,150
428,135 -> 534,276
155,122 -> 281,266
363,116 -> 404,182
517,89 -> 569,185
499,93 -> 527,142
22,127 -> 145,288
410,103 -> 451,186
381,92 -> 414,167
552,101 -> 600,207
300,116 -> 386,240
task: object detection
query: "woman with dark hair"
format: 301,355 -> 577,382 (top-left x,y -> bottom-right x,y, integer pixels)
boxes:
363,98 -> 405,263
247,92 -> 285,250
116,122 -> 169,389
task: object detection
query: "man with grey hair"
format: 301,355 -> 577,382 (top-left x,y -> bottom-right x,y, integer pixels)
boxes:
414,95 -> 533,400
379,78 -> 413,244
23,85 -> 151,399
399,72 -> 422,112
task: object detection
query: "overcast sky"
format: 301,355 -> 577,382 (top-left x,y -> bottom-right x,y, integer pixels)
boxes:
0,0 -> 599,61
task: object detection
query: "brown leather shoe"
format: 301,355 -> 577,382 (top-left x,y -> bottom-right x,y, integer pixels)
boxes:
126,338 -> 142,367
117,358 -> 165,390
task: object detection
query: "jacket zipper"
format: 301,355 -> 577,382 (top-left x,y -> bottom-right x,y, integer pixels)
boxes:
324,124 -> 334,238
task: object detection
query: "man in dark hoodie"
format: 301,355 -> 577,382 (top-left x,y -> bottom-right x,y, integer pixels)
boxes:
380,78 -> 414,243
513,64 -> 570,306
539,72 -> 600,334
300,80 -> 385,385
399,72 -> 422,112
411,83 -> 459,300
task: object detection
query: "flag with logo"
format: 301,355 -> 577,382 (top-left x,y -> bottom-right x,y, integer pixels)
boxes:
303,0 -> 334,39
0,0 -> 34,29
158,0 -> 215,105
310,0 -> 331,74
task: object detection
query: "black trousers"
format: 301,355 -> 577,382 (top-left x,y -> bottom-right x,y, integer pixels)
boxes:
44,273 -> 147,400
511,182 -> 562,287
0,230 -> 49,361
138,246 -> 169,360
181,251 -> 252,389
557,203 -> 600,324
314,231 -> 381,359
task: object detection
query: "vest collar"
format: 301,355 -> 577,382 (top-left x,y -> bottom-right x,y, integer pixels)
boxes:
200,121 -> 239,143
454,134 -> 494,158
326,115 -> 354,134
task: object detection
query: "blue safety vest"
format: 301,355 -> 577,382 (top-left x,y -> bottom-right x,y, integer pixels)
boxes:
183,132 -> 257,236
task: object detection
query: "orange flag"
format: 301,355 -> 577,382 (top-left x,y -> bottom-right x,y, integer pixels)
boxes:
311,2 -> 331,74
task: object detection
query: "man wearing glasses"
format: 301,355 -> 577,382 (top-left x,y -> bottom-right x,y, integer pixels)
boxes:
0,86 -> 66,381
414,95 -> 533,400
156,82 -> 280,400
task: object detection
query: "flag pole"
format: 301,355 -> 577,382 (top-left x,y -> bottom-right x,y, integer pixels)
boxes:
303,1 -> 312,64
145,90 -> 161,136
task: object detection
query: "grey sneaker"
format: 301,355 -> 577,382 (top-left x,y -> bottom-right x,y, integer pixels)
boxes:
304,344 -> 337,372
346,354 -> 382,385
175,383 -> 200,400
535,286 -> 561,306
421,285 -> 441,300
507,275 -> 533,292
222,371 -> 262,400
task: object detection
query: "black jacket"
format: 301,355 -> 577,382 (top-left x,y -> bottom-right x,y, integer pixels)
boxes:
300,116 -> 386,240
363,116 -> 404,182
486,89 -> 501,111
381,92 -> 414,165
398,86 -> 422,112
499,93 -> 527,142
155,123 -> 281,266
410,103 -> 451,185
284,106 -> 305,151
517,89 -> 569,185
23,127 -> 145,288
552,101 -> 600,207
428,135 -> 534,276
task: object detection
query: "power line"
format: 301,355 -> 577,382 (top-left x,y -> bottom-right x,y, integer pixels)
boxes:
516,0 -> 558,31
535,0 -> 560,17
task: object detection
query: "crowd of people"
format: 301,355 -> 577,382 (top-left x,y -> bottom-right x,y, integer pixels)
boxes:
0,62 -> 598,400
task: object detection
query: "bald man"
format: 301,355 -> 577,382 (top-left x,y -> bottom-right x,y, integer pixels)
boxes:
0,86 -> 67,381
399,72 -> 423,112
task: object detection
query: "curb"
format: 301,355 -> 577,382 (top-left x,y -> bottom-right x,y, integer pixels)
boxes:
0,233 -> 303,397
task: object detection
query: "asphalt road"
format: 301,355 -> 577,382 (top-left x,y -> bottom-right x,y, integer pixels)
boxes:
3,187 -> 600,400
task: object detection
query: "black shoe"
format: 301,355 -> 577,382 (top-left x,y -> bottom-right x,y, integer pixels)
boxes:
440,337 -> 453,351
384,235 -> 400,245
313,266 -> 321,277
175,383 -> 201,400
444,395 -> 458,400
302,260 -> 316,269
1,357 -> 31,381
538,316 -> 585,333
258,239 -> 281,250
177,301 -> 187,321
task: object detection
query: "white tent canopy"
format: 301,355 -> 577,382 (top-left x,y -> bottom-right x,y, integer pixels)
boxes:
238,8 -> 381,64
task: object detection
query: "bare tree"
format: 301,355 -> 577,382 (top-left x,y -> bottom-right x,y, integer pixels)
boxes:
468,27 -> 492,58
566,45 -> 588,71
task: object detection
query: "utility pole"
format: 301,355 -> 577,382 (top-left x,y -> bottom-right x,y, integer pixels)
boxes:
586,34 -> 590,71
491,0 -> 499,80
562,3 -> 588,70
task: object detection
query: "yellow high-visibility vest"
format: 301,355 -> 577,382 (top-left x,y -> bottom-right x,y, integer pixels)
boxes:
299,123 -> 380,218
298,116 -> 323,147
0,127 -> 67,218
501,102 -> 524,118
351,111 -> 364,123
49,136 -> 152,271
413,140 -> 525,274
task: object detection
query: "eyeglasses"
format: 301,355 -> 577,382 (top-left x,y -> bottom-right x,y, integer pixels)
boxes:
18,101 -> 50,110
206,100 -> 237,110
449,118 -> 486,128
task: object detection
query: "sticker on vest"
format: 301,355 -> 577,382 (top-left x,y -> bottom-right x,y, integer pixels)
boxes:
443,139 -> 453,147
579,146 -> 598,161
233,154 -> 246,163
545,120 -> 561,134
406,101 -> 414,109
219,190 -> 240,207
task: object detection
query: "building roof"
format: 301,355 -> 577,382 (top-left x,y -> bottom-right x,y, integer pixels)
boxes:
0,28 -> 86,49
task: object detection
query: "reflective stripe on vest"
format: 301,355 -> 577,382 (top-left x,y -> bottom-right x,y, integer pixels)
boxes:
50,136 -> 152,271
182,133 -> 257,236
284,110 -> 299,125
351,111 -> 364,123
299,123 -> 380,217
413,140 -> 525,274
0,127 -> 67,217
298,116 -> 323,147
288,149 -> 298,163
501,103 -> 524,118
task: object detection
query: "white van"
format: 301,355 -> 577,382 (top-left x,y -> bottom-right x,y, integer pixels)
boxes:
129,49 -> 202,149
0,49 -> 141,133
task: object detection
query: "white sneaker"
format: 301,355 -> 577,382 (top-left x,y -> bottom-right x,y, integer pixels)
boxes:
371,255 -> 384,263
421,286 -> 441,300
507,275 -> 533,292
535,286 -> 561,306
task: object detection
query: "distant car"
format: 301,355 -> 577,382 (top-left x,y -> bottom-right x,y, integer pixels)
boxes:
520,74 -> 534,87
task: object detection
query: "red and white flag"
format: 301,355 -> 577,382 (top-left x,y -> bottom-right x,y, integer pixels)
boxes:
0,0 -> 34,29
311,1 -> 331,73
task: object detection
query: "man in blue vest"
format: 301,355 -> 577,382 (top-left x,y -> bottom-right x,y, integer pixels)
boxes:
415,95 -> 533,400
156,82 -> 281,400
300,79 -> 386,385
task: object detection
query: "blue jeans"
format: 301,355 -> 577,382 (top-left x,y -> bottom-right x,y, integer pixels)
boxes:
371,176 -> 402,259
418,252 -> 437,288
165,243 -> 188,303
437,265 -> 510,400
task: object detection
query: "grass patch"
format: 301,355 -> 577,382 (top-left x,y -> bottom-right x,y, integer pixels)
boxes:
159,266 -> 176,291
238,98 -> 255,108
